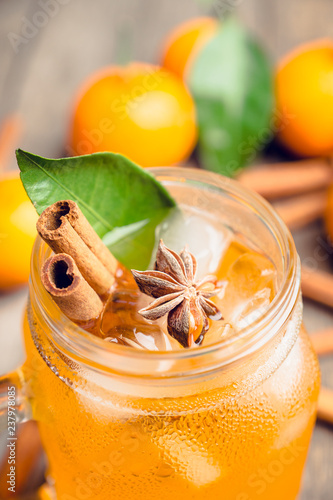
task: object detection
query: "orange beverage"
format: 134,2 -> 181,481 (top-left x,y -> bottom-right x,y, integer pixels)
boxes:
5,168 -> 321,499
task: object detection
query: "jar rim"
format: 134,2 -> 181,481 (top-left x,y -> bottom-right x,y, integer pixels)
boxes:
29,167 -> 301,379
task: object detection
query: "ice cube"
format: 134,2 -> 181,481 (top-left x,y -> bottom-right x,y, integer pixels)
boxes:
227,252 -> 276,299
221,252 -> 276,330
153,207 -> 232,279
202,322 -> 233,346
101,287 -> 179,351
232,288 -> 271,330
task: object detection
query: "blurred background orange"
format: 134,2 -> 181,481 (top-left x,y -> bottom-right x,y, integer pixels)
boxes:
69,63 -> 197,166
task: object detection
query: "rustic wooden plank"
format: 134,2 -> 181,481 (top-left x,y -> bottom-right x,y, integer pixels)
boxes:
293,222 -> 333,499
238,0 -> 333,60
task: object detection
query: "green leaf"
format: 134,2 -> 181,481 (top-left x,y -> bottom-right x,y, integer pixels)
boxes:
188,17 -> 274,176
16,149 -> 176,270
102,213 -> 172,271
193,0 -> 216,6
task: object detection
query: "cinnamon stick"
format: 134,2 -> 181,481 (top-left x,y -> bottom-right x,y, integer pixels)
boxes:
317,387 -> 333,425
62,200 -> 116,275
302,266 -> 333,309
42,253 -> 103,322
274,190 -> 327,230
311,328 -> 333,356
237,159 -> 332,200
37,200 -> 116,296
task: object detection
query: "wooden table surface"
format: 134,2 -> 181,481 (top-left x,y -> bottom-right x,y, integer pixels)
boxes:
1,0 -> 333,498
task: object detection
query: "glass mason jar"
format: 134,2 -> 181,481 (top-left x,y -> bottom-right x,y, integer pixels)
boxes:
0,168 -> 320,500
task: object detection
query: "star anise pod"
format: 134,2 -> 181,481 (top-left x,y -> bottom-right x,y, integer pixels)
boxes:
131,240 -> 224,348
